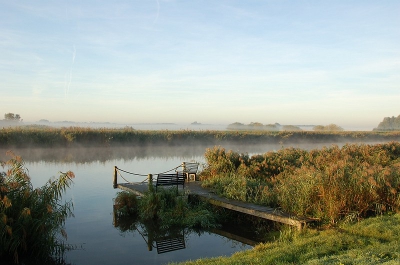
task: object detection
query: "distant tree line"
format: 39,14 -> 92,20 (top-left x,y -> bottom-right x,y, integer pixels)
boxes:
374,115 -> 400,131
227,122 -> 343,131
227,122 -> 303,131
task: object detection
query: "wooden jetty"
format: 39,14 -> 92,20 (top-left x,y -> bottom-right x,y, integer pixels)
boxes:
116,181 -> 311,230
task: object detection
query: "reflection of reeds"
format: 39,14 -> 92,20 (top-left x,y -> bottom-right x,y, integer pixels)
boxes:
201,142 -> 400,224
1,126 -> 400,148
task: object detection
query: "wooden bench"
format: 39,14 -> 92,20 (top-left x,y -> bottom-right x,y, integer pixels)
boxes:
155,172 -> 185,191
182,162 -> 199,181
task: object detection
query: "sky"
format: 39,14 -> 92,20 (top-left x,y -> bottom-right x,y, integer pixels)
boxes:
1,0 -> 399,130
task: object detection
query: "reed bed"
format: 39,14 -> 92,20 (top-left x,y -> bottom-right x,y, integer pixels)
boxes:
200,142 -> 400,225
1,126 -> 400,147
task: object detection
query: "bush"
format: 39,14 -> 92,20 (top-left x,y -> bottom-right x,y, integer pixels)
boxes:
0,152 -> 74,264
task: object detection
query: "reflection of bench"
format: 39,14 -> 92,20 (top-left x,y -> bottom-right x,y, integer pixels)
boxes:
156,235 -> 186,254
155,172 -> 185,191
182,162 -> 199,181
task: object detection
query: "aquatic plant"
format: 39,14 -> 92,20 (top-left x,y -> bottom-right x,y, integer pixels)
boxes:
0,152 -> 74,264
114,188 -> 218,231
113,191 -> 139,217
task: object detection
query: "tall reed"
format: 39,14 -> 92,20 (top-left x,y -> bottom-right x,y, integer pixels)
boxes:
0,152 -> 74,264
201,142 -> 400,224
1,126 -> 400,147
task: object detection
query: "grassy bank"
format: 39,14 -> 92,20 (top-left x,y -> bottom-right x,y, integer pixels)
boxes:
1,126 -> 400,148
173,213 -> 400,265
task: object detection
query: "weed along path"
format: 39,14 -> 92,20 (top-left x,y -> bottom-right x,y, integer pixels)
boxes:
116,181 -> 312,230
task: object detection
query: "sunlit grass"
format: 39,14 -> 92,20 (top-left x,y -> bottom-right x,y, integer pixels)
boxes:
172,214 -> 400,265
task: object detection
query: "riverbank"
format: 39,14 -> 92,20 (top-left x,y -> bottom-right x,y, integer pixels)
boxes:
1,126 -> 400,148
173,213 -> 400,265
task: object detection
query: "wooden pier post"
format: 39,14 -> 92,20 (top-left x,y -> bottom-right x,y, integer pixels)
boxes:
113,166 -> 118,189
148,174 -> 154,192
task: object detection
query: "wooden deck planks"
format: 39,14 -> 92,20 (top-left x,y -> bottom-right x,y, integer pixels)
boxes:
116,181 -> 310,230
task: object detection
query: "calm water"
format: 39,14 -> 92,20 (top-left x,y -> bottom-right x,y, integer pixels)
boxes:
22,156 -> 252,265
3,143 -> 341,265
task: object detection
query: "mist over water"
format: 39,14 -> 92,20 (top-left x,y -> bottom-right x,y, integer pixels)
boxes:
1,142 -> 349,164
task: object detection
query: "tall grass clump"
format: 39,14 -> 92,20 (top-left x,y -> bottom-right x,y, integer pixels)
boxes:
201,142 -> 400,225
0,152 -> 74,264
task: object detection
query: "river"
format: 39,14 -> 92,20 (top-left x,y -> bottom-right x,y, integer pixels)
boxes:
1,142 -> 343,264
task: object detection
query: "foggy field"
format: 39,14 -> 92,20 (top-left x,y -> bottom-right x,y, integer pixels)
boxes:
1,127 -> 400,149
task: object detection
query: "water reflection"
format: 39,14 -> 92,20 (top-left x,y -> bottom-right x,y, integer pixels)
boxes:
1,142 -> 343,164
114,213 -> 187,254
112,207 -> 257,257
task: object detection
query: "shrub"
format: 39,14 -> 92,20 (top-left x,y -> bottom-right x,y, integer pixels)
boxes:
0,153 -> 74,264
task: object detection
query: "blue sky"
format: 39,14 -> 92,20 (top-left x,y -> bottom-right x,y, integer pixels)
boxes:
1,0 -> 399,130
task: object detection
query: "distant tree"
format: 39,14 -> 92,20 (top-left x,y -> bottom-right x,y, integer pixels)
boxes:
313,124 -> 343,131
249,122 -> 264,127
265,124 -> 279,131
374,115 -> 400,131
282,125 -> 302,131
4,113 -> 21,122
324,124 -> 344,131
227,122 -> 245,130
249,122 -> 269,131
313,125 -> 325,131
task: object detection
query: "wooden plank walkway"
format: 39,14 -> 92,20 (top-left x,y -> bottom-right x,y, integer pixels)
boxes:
116,181 -> 311,230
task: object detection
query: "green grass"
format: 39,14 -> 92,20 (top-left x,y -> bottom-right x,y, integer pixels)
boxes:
172,213 -> 400,265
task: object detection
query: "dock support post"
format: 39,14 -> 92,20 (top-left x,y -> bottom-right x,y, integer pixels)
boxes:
182,162 -> 187,181
148,174 -> 154,192
113,166 -> 118,189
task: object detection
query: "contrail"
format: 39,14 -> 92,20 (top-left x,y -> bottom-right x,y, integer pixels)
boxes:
65,45 -> 76,99
66,69 -> 72,98
154,0 -> 160,24
72,44 -> 76,64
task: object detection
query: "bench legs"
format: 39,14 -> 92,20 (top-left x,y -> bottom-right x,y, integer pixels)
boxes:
186,173 -> 197,182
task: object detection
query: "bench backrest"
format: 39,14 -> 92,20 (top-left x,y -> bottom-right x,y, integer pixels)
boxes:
183,162 -> 198,174
156,172 -> 185,188
156,235 -> 186,254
